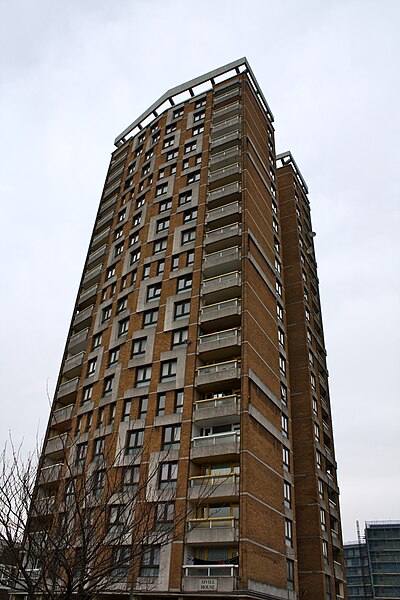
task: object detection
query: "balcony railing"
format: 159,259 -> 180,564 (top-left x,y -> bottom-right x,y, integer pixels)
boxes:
201,271 -> 241,303
208,164 -> 241,189
210,130 -> 242,153
51,404 -> 74,427
91,226 -> 111,250
39,462 -> 63,484
192,431 -> 240,448
213,87 -> 241,106
197,328 -> 241,360
199,298 -> 241,330
206,201 -> 241,227
205,223 -> 241,251
68,328 -> 89,353
45,433 -> 68,456
62,352 -> 84,378
187,517 -> 239,530
203,246 -> 241,279
78,284 -> 99,309
209,146 -> 241,170
211,116 -> 241,137
212,101 -> 241,123
189,472 -> 239,487
183,564 -> 238,577
73,305 -> 93,331
87,244 -> 107,267
194,394 -> 240,411
207,181 -> 241,208
82,264 -> 103,289
57,377 -> 79,400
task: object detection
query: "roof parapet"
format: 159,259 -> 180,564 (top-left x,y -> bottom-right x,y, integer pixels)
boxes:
114,57 -> 274,147
276,151 -> 309,195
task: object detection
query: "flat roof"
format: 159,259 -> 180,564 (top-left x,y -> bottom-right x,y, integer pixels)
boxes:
114,57 -> 274,147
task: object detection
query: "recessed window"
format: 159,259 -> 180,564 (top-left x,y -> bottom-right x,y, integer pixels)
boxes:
136,195 -> 146,209
109,347 -> 120,365
82,385 -> 93,404
103,375 -> 114,395
159,462 -> 178,489
276,280 -> 282,297
156,217 -> 170,233
314,422 -> 320,442
287,559 -> 295,591
166,149 -> 178,161
122,399 -> 131,422
177,274 -> 192,293
157,260 -> 165,275
153,238 -> 167,253
142,163 -> 151,176
165,123 -> 177,134
132,213 -> 141,228
275,258 -> 281,274
174,300 -> 190,320
282,414 -> 289,438
320,508 -> 326,531
172,328 -> 188,347
130,232 -> 139,246
143,309 -> 158,327
157,393 -> 166,416
173,107 -> 184,119
182,158 -> 189,170
160,359 -> 177,381
186,250 -> 195,266
316,450 -> 322,469
163,136 -> 174,149
158,168 -> 165,179
87,358 -> 97,376
162,424 -> 181,449
192,125 -> 204,136
280,383 -> 287,405
93,437 -> 105,459
159,199 -> 172,213
123,465 -> 139,490
183,207 -> 197,223
114,242 -> 124,257
92,333 -> 102,349
147,283 -> 162,301
130,249 -> 141,264
132,337 -> 146,356
279,355 -> 286,376
181,228 -> 196,245
106,266 -> 116,280
102,305 -> 112,322
284,481 -> 291,508
156,183 -> 168,197
139,396 -> 148,419
171,255 -> 179,270
273,219 -> 279,233
187,171 -> 200,184
76,442 -> 88,464
152,133 -> 160,144
118,318 -> 129,336
277,304 -> 283,320
278,328 -> 285,346
184,142 -> 197,154
145,149 -> 154,160
283,447 -> 290,472
195,98 -> 206,109
272,200 -> 278,215
285,518 -> 293,547
118,210 -> 126,222
117,297 -> 127,313
193,110 -> 205,122
311,372 -> 316,390
125,429 -> 144,455
142,265 -> 151,279
140,546 -> 160,577
174,390 -> 184,413
179,190 -> 192,206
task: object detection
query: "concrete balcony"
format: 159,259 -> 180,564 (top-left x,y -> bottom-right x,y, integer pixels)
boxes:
38,463 -> 63,485
68,328 -> 89,354
188,473 -> 239,500
199,298 -> 241,332
87,244 -> 107,268
195,360 -> 241,391
208,164 -> 241,190
209,146 -> 241,170
186,517 -> 239,544
182,565 -> 238,592
210,130 -> 242,153
213,86 -> 241,106
95,209 -> 114,232
212,101 -> 241,124
204,223 -> 241,252
211,116 -> 241,138
191,431 -> 240,460
197,328 -> 241,361
51,404 -> 74,429
206,201 -> 241,228
203,246 -> 241,278
193,395 -> 240,424
57,377 -> 79,403
82,263 -> 103,289
106,165 -> 124,185
62,352 -> 84,379
207,181 -> 241,209
73,305 -> 94,331
44,433 -> 68,457
78,284 -> 99,309
99,192 -> 118,214
201,271 -> 241,304
33,496 -> 56,516
102,178 -> 121,199
91,226 -> 111,250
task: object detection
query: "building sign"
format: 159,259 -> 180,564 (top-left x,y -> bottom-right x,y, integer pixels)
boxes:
198,578 -> 217,591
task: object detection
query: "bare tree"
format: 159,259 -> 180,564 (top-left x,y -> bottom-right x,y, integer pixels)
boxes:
0,433 -> 212,600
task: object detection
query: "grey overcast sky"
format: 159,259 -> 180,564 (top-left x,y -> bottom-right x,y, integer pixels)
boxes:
0,0 -> 399,542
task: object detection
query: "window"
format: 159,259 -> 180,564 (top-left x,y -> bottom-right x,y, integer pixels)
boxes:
93,437 -> 104,458
108,504 -> 126,533
193,110 -> 205,122
118,318 -> 129,336
92,333 -> 102,349
130,249 -> 141,264
159,199 -> 172,212
157,393 -> 166,416
182,158 -> 189,170
166,149 -> 178,161
170,164 -> 176,175
85,412 -> 92,432
195,97 -> 206,109
122,399 -> 131,422
152,132 -> 160,144
179,190 -> 192,205
111,546 -> 130,578
120,276 -> 127,291
272,200 -> 278,215
146,283 -> 162,301
156,502 -> 174,529
276,280 -> 282,297
157,260 -> 165,275
283,447 -> 290,472
316,450 -> 322,469
132,337 -> 146,356
159,462 -> 178,489
278,328 -> 285,346
320,508 -> 327,531
163,136 -> 174,148
102,306 -> 112,322
305,307 -> 310,321
136,195 -> 145,209
109,403 -> 116,424
114,242 -> 124,257
181,228 -> 196,244
314,422 -> 320,442
274,237 -> 280,253
280,383 -> 287,405
172,328 -> 188,347
139,396 -> 148,419
195,153 -> 202,165
76,442 -> 88,464
153,238 -> 167,253
183,207 -> 197,223
118,210 -> 126,222
187,171 -> 200,184
93,469 -> 105,495
117,297 -> 127,313
173,107 -> 184,119
82,385 -> 93,404
287,559 -> 295,591
140,546 -> 160,577
285,518 -> 293,547
279,355 -> 286,376
311,372 -> 316,390
174,390 -> 184,413
185,141 -> 197,154
156,217 -> 170,232
177,274 -> 192,292
143,309 -> 158,327
318,479 -> 324,499
106,266 -> 115,280
97,407 -> 105,429
174,300 -> 190,319
109,347 -> 120,365
160,359 -> 177,381
125,429 -> 144,455
123,465 -> 139,491
163,425 -> 181,450
87,358 -> 97,376
165,123 -> 177,134
284,481 -> 291,508
282,414 -> 289,438
273,219 -> 279,233
142,265 -> 151,280
171,255 -> 179,270
309,350 -> 314,366
277,304 -> 283,320
136,365 -> 152,387
192,125 -> 204,135
186,250 -> 195,266
132,213 -> 141,228
142,163 -> 150,176
275,258 -> 281,274
155,183 -> 168,197
103,375 -> 114,396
